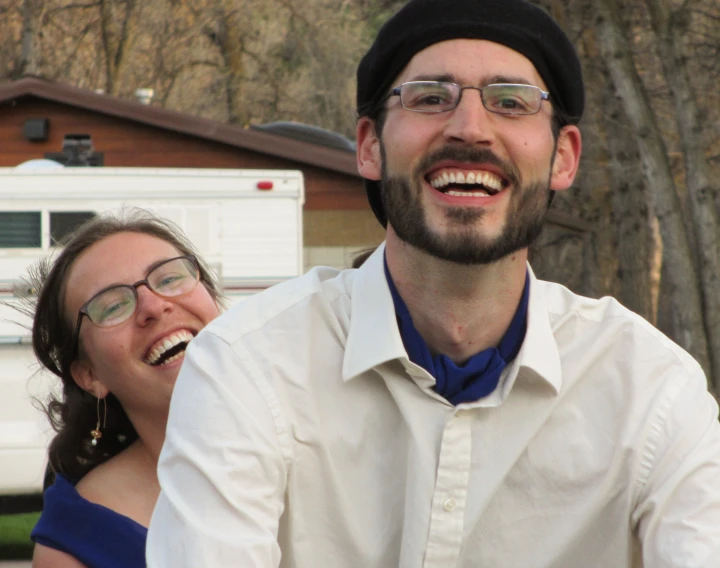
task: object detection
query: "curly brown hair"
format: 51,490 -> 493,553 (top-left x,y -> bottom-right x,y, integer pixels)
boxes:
25,209 -> 223,483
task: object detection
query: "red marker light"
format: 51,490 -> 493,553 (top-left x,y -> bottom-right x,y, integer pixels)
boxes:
257,180 -> 274,190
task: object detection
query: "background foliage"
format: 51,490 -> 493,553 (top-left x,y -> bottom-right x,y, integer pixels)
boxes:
1,0 -> 719,390
0,512 -> 38,559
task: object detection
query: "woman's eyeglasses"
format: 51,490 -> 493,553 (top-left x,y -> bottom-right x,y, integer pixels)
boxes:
71,255 -> 200,357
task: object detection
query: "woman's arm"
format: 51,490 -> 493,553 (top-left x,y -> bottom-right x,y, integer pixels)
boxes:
33,543 -> 88,568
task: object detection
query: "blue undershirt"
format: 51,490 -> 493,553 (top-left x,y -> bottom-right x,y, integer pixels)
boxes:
384,257 -> 529,405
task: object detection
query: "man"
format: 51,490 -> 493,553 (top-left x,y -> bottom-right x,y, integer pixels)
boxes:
147,0 -> 720,566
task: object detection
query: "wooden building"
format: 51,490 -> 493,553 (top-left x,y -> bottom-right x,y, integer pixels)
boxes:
0,77 -> 592,274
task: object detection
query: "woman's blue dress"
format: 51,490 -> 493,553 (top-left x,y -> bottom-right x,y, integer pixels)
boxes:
31,474 -> 147,568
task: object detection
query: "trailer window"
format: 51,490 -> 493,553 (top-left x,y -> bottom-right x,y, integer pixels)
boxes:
50,212 -> 96,246
0,212 -> 41,248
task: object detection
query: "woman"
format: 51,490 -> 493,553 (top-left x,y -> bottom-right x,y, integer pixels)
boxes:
27,211 -> 223,568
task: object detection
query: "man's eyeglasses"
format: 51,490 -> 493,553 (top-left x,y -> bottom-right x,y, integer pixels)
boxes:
71,256 -> 200,357
387,81 -> 550,115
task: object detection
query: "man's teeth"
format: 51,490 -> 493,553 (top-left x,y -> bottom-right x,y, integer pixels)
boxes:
430,170 -> 504,192
445,189 -> 492,197
145,330 -> 194,365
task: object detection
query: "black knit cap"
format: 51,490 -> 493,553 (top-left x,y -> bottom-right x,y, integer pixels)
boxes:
356,0 -> 584,227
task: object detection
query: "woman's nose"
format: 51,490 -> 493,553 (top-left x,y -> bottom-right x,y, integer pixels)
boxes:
134,284 -> 173,323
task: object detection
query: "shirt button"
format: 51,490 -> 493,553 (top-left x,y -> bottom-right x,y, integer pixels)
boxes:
443,497 -> 456,512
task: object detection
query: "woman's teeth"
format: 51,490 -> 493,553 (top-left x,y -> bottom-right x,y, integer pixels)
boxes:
159,351 -> 185,365
145,330 -> 194,365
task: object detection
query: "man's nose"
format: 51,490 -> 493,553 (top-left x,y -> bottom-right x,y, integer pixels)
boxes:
442,87 -> 495,146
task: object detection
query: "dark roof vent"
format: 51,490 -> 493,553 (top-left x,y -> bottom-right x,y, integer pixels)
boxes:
23,118 -> 49,142
45,134 -> 103,167
251,121 -> 355,152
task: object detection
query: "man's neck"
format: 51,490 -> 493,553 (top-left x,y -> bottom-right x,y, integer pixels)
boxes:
385,234 -> 528,364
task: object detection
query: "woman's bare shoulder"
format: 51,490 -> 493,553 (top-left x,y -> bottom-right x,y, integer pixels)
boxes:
33,542 -> 87,568
74,441 -> 159,527
74,450 -> 125,506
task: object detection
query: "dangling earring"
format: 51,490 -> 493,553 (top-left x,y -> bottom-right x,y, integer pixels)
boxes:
90,397 -> 107,446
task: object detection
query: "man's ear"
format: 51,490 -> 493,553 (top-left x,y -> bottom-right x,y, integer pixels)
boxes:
549,125 -> 582,192
357,116 -> 382,181
70,359 -> 109,399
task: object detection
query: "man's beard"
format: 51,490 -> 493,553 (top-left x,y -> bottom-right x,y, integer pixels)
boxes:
380,145 -> 552,265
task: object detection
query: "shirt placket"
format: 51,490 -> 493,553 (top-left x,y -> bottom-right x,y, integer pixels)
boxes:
422,410 -> 472,568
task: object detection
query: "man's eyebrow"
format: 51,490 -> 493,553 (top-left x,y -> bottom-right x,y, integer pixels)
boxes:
404,73 -> 538,87
485,74 -> 535,86
406,73 -> 456,83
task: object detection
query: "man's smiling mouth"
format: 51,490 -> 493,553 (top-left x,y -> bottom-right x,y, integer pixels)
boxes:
427,168 -> 506,197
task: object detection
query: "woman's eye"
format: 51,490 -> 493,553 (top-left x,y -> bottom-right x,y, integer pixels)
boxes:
99,300 -> 129,321
156,273 -> 186,289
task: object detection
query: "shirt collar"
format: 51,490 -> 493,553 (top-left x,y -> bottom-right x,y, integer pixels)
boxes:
343,242 -> 407,381
497,266 -> 563,397
343,245 -> 562,397
384,256 -> 529,405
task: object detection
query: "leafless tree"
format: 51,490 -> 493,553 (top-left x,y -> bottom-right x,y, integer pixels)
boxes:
2,0 -> 719,388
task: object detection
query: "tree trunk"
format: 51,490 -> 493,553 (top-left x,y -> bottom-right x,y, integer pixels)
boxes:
603,72 -> 655,323
593,0 -> 711,379
19,0 -> 39,76
215,8 -> 246,125
100,0 -> 137,96
644,0 -> 720,391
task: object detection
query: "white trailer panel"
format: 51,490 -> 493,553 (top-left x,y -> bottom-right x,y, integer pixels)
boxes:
0,167 -> 304,498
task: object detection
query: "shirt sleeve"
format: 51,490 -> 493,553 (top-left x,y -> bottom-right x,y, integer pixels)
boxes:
146,329 -> 289,568
633,366 -> 720,568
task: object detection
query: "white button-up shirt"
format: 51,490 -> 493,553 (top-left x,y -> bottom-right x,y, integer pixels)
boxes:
147,245 -> 720,568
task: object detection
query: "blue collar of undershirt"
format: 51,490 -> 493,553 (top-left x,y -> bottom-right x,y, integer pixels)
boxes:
384,256 -> 529,405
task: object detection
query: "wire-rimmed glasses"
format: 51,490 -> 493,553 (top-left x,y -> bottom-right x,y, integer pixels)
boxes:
387,81 -> 549,115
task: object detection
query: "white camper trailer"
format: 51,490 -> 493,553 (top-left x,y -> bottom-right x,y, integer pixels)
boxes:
0,166 -> 304,508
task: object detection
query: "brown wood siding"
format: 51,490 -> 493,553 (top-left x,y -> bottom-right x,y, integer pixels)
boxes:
0,97 -> 366,210
0,93 -> 595,235
304,210 -> 385,247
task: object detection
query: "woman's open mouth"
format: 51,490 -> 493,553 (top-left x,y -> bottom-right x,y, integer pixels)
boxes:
144,330 -> 194,366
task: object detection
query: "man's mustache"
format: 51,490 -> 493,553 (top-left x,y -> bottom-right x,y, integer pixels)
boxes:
413,146 -> 520,187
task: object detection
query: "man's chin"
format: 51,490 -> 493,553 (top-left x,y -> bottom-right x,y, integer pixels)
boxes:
396,231 -> 507,265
